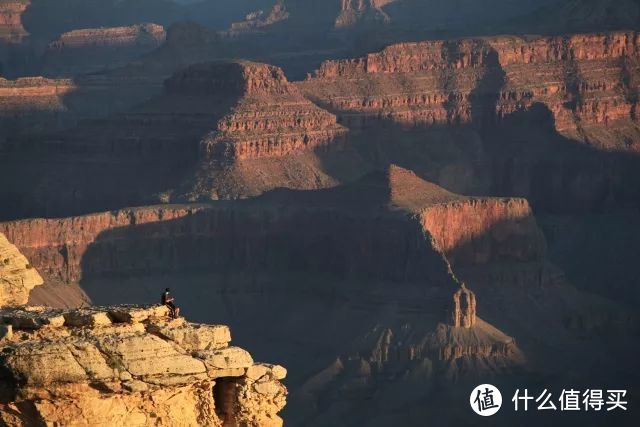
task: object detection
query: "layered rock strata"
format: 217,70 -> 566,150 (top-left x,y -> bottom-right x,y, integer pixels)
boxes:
0,167 -> 543,292
0,233 -> 42,306
0,305 -> 287,426
185,61 -> 347,160
299,31 -> 640,152
47,23 -> 166,51
42,23 -> 167,75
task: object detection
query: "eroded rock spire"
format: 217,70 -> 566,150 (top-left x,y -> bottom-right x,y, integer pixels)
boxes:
451,283 -> 477,328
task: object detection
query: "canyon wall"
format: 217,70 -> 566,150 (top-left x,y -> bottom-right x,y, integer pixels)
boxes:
0,203 -> 451,287
0,168 -> 545,293
300,31 -> 640,152
420,198 -> 546,267
0,305 -> 287,426
297,31 -> 640,214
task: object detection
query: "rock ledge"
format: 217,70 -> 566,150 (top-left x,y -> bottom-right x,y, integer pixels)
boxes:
0,304 -> 286,426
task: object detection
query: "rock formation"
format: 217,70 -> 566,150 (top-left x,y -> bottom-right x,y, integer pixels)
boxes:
334,0 -> 393,28
0,0 -> 28,42
227,4 -> 290,35
300,31 -> 640,152
0,166 -> 542,292
0,232 -> 42,306
450,284 -> 476,328
42,23 -> 166,76
178,61 -> 346,160
0,305 -> 287,426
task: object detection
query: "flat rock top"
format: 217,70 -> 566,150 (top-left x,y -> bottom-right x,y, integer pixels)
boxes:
0,304 -> 285,391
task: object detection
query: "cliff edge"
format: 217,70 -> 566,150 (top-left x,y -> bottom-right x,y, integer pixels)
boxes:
0,305 -> 287,426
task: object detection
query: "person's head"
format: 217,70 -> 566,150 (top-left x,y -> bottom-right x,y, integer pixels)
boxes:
165,288 -> 170,292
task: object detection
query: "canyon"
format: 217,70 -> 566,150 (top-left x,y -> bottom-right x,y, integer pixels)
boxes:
1,165 -> 635,424
0,3 -> 639,425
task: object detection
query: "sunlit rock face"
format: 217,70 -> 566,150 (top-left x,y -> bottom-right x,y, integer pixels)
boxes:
0,305 -> 287,426
0,232 -> 42,306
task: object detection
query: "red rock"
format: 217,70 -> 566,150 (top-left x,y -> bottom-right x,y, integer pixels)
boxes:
299,31 -> 640,152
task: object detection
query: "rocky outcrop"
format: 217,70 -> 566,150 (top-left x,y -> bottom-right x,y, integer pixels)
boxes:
0,305 -> 287,426
0,233 -> 42,306
0,1 -> 28,42
450,284 -> 476,328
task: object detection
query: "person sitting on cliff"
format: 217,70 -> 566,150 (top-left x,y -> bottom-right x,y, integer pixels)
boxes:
161,288 -> 180,319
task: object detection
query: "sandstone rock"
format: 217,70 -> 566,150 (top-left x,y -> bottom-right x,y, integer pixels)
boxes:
0,233 -> 43,306
0,305 -> 287,426
1,307 -> 66,330
108,304 -> 170,323
245,363 -> 270,380
246,363 -> 288,381
266,364 -> 288,381
196,346 -> 254,370
147,321 -> 231,351
64,309 -> 112,327
216,376 -> 287,427
208,367 -> 246,379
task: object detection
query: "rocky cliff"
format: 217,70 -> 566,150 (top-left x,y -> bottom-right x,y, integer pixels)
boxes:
300,31 -> 640,152
0,167 -> 542,291
295,31 -> 640,215
0,305 -> 287,426
0,232 -> 42,306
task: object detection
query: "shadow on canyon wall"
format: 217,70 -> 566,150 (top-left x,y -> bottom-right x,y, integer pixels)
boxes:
70,193 -> 639,426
